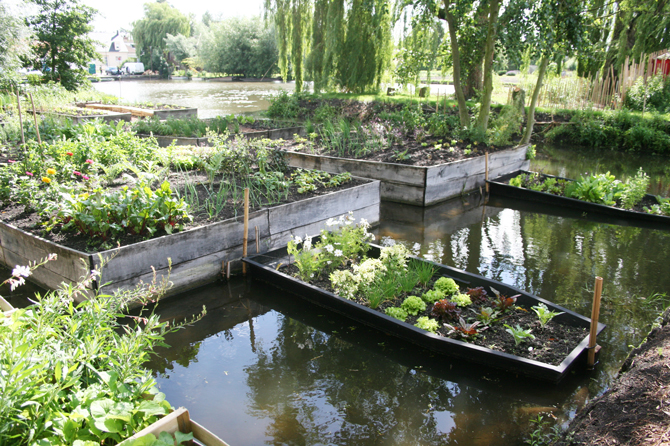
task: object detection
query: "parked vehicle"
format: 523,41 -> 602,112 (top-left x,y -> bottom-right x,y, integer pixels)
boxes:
106,67 -> 120,75
122,62 -> 145,75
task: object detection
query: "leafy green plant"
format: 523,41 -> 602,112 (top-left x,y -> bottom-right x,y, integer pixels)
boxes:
491,287 -> 519,312
123,430 -> 195,446
385,307 -> 408,322
414,316 -> 439,333
474,306 -> 500,325
620,167 -> 649,209
504,324 -> 535,345
0,258 -> 204,445
421,289 -> 446,304
434,277 -> 459,296
523,414 -> 562,446
401,295 -> 427,316
409,258 -> 436,286
451,292 -> 472,307
645,195 -> 670,216
531,303 -> 564,328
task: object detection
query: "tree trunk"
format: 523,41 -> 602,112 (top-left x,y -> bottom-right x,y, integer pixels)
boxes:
444,9 -> 469,127
473,0 -> 500,136
521,55 -> 549,144
464,60 -> 483,99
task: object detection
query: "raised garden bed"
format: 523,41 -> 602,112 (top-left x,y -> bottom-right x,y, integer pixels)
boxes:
487,170 -> 670,226
0,179 -> 380,304
82,103 -> 197,119
244,242 -> 605,383
285,144 -> 530,206
39,108 -> 131,124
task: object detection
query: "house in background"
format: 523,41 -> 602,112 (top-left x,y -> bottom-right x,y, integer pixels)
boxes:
89,30 -> 137,74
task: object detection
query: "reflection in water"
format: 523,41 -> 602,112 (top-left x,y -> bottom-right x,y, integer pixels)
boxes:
91,80 -> 294,118
531,144 -> 670,196
145,189 -> 670,445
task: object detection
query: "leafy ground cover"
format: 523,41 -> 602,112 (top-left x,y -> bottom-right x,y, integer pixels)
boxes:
0,256 -> 202,445
282,216 -> 586,365
132,115 -> 297,138
0,126 -> 359,252
507,169 -> 670,216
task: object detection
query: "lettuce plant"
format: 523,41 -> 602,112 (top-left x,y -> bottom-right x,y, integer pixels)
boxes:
421,289 -> 445,304
466,286 -> 489,304
401,295 -> 426,316
414,316 -> 439,333
451,292 -> 472,307
430,299 -> 461,322
385,307 -> 408,322
434,277 -> 459,296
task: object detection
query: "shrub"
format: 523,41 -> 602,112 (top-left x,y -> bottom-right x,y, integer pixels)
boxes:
624,74 -> 670,112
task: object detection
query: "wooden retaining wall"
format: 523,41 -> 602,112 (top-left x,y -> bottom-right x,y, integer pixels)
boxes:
139,126 -> 308,148
83,103 -> 197,119
285,144 -> 531,206
0,180 -> 380,304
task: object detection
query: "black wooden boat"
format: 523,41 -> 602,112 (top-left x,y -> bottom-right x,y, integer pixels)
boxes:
487,170 -> 670,226
243,244 -> 605,383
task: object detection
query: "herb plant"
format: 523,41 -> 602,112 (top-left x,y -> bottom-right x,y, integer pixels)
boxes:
504,324 -> 536,345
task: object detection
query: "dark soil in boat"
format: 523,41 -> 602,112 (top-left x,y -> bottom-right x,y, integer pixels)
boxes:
282,263 -> 587,366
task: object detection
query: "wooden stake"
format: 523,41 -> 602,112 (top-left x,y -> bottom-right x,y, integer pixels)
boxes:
485,151 -> 490,194
255,225 -> 259,253
227,261 -> 231,279
242,187 -> 249,275
29,92 -> 41,145
587,276 -> 604,368
16,91 -> 25,146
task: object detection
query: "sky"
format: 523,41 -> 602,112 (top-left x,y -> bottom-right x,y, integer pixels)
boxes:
84,0 -> 265,33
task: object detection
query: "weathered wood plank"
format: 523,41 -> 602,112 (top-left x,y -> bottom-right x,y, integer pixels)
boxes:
97,210 -> 269,284
268,126 -> 306,140
268,180 -> 380,235
380,181 -> 425,205
0,222 -> 90,280
154,108 -> 198,119
285,152 -> 427,186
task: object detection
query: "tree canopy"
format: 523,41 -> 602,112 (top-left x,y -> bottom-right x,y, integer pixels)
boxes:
201,17 -> 278,78
0,2 -> 33,87
132,2 -> 191,67
25,0 -> 99,91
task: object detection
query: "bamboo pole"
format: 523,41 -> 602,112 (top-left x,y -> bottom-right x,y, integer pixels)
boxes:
587,276 -> 604,368
16,90 -> 25,146
242,188 -> 249,275
29,92 -> 41,145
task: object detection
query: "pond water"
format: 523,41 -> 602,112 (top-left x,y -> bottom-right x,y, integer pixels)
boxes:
139,145 -> 670,446
91,80 -> 294,119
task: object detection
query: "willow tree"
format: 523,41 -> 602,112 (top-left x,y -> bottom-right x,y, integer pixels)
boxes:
132,2 -> 191,67
266,0 -> 391,93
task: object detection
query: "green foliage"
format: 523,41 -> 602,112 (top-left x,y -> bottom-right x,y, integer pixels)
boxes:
523,414 -> 562,446
266,91 -> 303,120
408,258 -> 436,286
0,260 -> 204,445
531,303 -> 564,328
401,295 -> 427,316
46,180 -> 192,246
414,316 -> 439,333
451,292 -> 472,307
26,0 -> 99,90
0,3 -> 33,87
290,169 -> 352,194
444,316 -> 485,340
132,2 -> 190,67
624,74 -> 670,113
475,307 -> 500,325
565,172 -> 626,206
620,167 -> 650,209
434,277 -> 459,296
124,431 -> 195,446
202,17 -> 278,78
645,196 -> 670,216
385,306 -> 408,321
487,104 -> 524,146
421,289 -> 445,304
504,324 -> 535,345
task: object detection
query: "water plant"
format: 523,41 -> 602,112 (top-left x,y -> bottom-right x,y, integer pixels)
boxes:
505,324 -> 535,345
531,303 -> 564,328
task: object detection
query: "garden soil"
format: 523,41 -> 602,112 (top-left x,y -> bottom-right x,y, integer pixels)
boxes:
555,308 -> 670,446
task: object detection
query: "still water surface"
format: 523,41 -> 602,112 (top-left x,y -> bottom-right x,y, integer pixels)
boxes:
92,80 -> 294,119
144,145 -> 670,445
